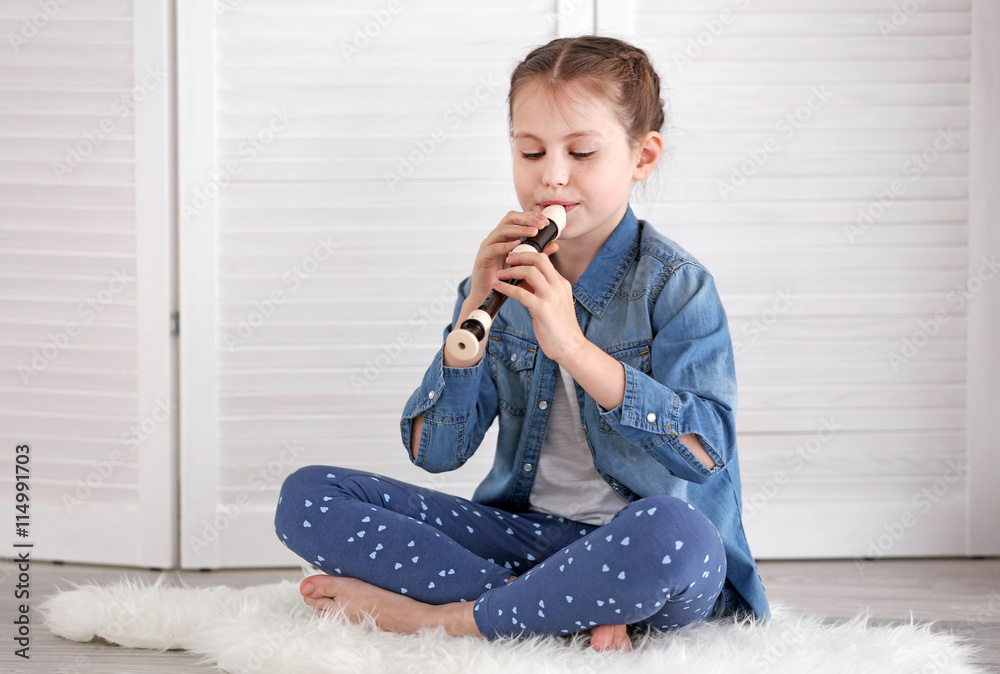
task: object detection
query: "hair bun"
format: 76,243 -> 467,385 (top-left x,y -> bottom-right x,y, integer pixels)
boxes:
619,52 -> 641,67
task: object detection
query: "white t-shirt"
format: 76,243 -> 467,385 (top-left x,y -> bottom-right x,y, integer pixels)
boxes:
527,364 -> 630,526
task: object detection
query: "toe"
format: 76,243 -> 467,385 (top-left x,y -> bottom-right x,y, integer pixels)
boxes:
590,624 -> 631,652
589,625 -> 612,651
301,574 -> 326,597
615,625 -> 633,652
312,597 -> 337,615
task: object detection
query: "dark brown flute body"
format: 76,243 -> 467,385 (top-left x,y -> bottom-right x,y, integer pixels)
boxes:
444,205 -> 566,361
457,221 -> 561,341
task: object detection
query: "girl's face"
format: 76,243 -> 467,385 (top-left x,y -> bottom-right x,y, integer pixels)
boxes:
510,80 -> 652,252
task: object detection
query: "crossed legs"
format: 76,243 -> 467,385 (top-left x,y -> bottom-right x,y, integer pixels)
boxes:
274,466 -> 725,651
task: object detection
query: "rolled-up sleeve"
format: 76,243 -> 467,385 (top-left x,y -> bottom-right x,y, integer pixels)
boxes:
400,278 -> 499,473
597,262 -> 737,483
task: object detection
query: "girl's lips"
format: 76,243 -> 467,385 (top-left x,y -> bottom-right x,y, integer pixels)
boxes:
540,201 -> 578,213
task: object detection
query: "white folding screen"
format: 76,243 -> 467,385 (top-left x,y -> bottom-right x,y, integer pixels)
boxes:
0,0 -> 176,567
168,0 -> 997,568
599,0 -> 998,557
1,0 -> 993,571
178,1 -> 589,568
179,0 -> 1000,567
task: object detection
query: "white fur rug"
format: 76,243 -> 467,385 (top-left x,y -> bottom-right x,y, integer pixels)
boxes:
40,575 -> 985,674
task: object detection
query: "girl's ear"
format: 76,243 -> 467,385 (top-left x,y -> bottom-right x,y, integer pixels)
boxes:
632,130 -> 663,181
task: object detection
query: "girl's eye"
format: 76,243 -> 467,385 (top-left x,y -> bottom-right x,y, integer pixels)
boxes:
519,150 -> 594,159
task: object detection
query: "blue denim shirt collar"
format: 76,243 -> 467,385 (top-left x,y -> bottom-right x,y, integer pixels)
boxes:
572,205 -> 640,318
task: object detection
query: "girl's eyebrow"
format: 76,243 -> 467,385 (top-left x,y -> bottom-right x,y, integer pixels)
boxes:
511,130 -> 601,141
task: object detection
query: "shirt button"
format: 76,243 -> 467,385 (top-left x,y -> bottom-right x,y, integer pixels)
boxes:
611,482 -> 620,490
510,353 -> 517,362
581,423 -> 587,431
428,390 -> 435,400
523,463 -> 533,472
538,400 -> 548,410
646,412 -> 657,423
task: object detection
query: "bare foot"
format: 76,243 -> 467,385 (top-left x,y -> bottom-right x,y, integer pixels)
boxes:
589,623 -> 632,652
300,574 -> 629,652
510,574 -> 629,652
299,575 -> 480,639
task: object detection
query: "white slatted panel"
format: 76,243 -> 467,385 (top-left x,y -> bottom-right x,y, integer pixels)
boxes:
181,1 -> 571,567
619,0 -> 972,557
0,0 -> 175,566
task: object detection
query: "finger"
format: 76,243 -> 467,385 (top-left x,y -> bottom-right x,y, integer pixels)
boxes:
499,222 -> 541,240
482,212 -> 550,258
483,223 -> 546,260
503,239 -> 558,265
489,276 -> 536,307
504,249 -> 550,266
504,250 -> 564,288
497,263 -> 548,291
498,212 -> 548,237
502,210 -> 550,228
484,238 -> 529,262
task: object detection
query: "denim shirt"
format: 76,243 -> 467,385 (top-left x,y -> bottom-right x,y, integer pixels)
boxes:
400,205 -> 769,620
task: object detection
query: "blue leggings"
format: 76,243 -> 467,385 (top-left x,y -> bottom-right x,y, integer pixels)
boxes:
274,466 -> 726,639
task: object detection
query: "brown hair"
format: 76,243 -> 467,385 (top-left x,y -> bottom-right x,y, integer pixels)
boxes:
508,35 -> 666,147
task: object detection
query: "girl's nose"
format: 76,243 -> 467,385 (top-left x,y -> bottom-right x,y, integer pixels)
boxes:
541,156 -> 569,188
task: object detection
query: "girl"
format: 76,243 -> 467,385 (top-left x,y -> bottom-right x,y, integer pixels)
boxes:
274,35 -> 769,652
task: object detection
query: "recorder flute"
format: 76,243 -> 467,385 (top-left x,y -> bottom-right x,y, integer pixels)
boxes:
444,204 -> 566,361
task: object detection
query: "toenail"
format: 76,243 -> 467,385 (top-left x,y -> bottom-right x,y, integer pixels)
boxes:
302,581 -> 314,595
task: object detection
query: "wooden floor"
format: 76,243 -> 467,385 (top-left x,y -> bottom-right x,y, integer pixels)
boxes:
1,557 -> 998,673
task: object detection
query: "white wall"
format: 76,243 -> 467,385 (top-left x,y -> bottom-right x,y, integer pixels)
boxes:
0,0 -> 176,567
1,0 -> 995,569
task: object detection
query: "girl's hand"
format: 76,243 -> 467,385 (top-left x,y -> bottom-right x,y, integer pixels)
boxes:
466,210 -> 551,308
491,243 -> 586,364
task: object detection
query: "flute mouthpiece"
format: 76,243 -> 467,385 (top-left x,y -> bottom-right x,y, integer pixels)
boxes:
541,204 -> 566,234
